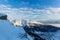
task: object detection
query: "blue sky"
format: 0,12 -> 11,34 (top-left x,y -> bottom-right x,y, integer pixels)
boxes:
0,0 -> 60,9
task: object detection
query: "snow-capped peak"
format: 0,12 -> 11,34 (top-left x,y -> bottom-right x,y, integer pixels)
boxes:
12,20 -> 45,27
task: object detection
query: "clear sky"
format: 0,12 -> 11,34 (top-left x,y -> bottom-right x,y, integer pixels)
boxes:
0,0 -> 60,9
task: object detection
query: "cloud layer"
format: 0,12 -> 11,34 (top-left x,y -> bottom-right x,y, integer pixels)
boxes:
0,4 -> 60,21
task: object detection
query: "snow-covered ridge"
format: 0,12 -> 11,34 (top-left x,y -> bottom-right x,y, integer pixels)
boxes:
12,20 -> 47,27
11,19 -> 60,27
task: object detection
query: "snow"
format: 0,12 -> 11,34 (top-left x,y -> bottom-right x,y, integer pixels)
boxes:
0,20 -> 33,40
51,31 -> 60,40
0,20 -> 60,40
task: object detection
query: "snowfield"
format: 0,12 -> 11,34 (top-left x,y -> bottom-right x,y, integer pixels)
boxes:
0,20 -> 60,40
0,20 -> 34,40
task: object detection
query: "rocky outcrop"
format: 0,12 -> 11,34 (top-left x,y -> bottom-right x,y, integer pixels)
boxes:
0,13 -> 7,20
23,25 -> 60,40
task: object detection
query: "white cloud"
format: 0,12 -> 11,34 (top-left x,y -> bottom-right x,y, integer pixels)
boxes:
0,4 -> 60,21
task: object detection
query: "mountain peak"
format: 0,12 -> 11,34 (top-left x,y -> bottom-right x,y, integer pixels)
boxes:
12,20 -> 45,27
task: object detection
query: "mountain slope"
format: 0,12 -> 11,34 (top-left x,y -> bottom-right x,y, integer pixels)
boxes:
0,20 -> 33,40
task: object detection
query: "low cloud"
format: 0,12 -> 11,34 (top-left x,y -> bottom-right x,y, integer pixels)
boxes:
0,4 -> 60,21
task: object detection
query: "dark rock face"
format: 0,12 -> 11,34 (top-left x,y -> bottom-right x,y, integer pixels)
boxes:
31,25 -> 60,32
23,25 -> 60,40
23,25 -> 45,40
0,15 -> 7,20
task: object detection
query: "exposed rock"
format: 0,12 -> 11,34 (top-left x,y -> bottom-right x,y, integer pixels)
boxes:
23,25 -> 46,40
23,25 -> 60,40
0,13 -> 7,20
